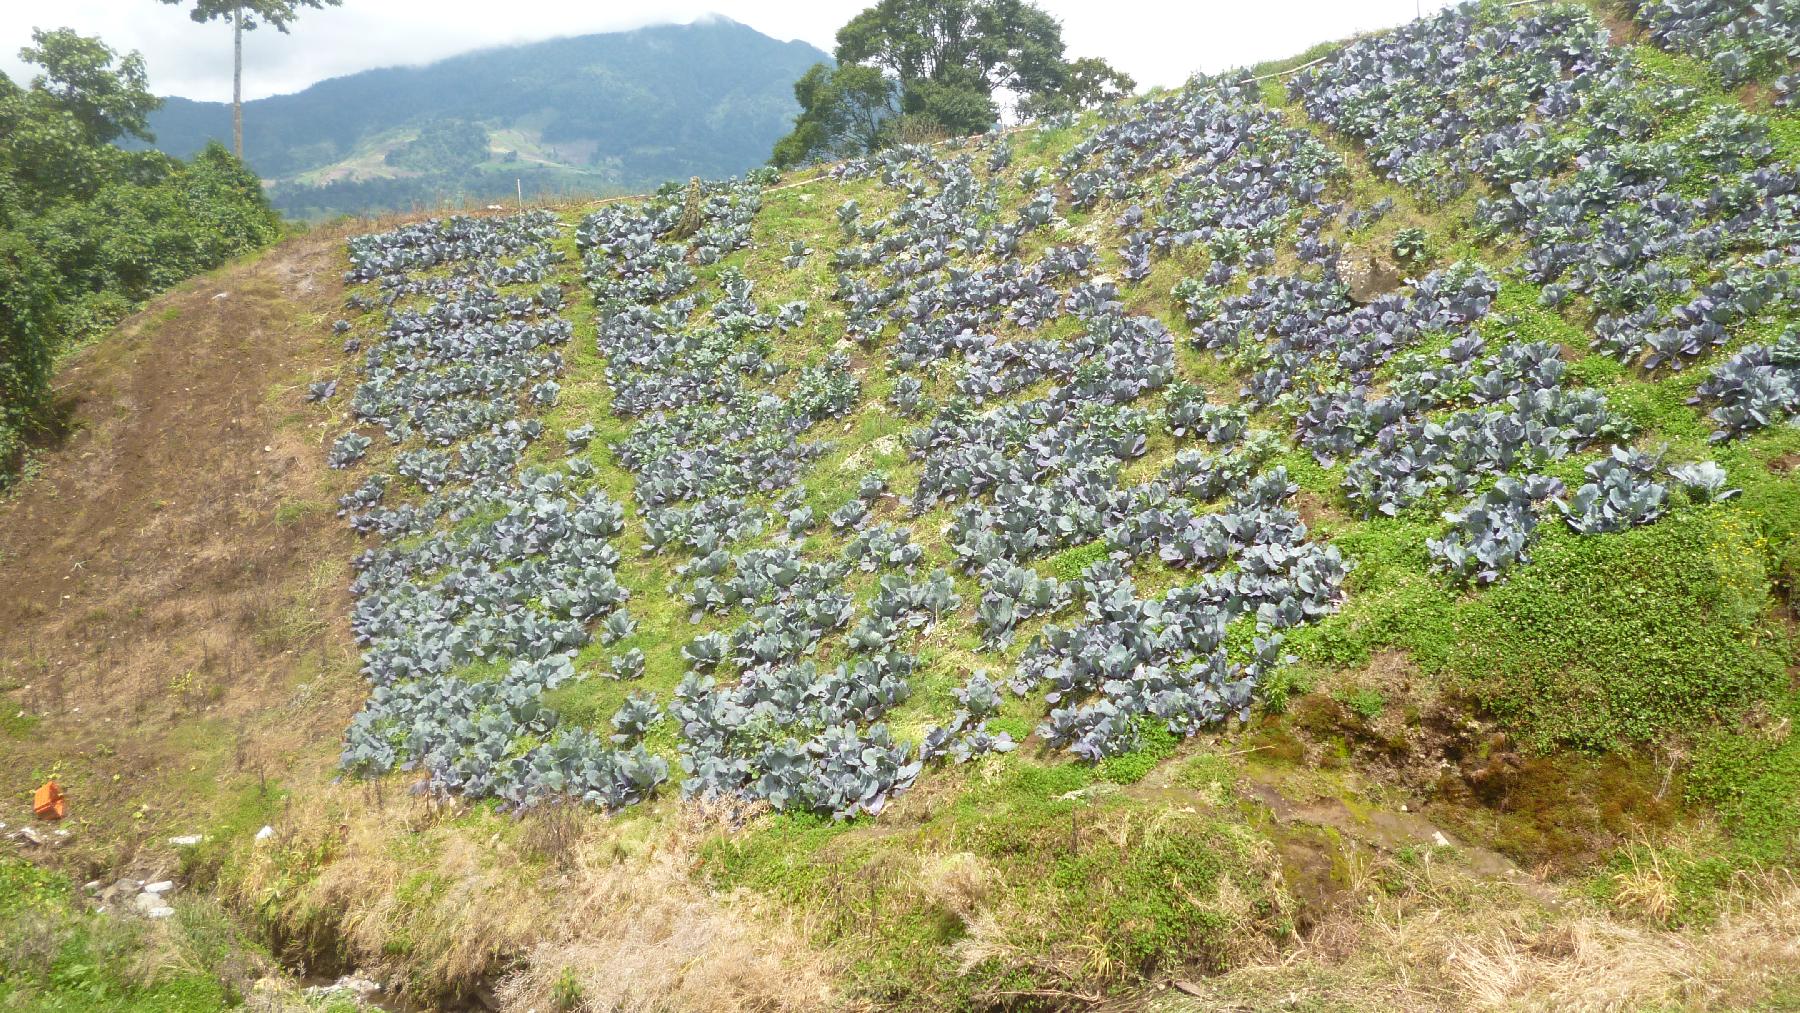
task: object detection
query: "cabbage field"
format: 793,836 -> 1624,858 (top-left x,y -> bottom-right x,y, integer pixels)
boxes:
315,0 -> 1800,836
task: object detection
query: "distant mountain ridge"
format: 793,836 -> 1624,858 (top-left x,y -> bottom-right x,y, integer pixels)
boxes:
142,19 -> 827,217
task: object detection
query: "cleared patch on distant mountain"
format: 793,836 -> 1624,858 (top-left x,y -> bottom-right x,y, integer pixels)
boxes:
139,18 -> 827,217
383,119 -> 489,173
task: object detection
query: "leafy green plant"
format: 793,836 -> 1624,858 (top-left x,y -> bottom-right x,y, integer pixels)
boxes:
1391,226 -> 1432,264
1336,686 -> 1386,721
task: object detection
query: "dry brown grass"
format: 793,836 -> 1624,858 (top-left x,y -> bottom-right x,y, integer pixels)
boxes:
0,231 -> 368,877
224,783 -> 842,1012
916,851 -> 994,924
1159,854 -> 1800,1013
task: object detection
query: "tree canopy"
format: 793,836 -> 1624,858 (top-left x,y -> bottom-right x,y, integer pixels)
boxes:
160,0 -> 341,33
0,29 -> 279,478
771,0 -> 1133,167
17,28 -> 158,144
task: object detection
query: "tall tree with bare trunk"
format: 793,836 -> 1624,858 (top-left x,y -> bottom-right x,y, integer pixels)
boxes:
158,0 -> 341,159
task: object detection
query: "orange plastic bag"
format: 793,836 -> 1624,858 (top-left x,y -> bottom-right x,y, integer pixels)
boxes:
33,781 -> 66,821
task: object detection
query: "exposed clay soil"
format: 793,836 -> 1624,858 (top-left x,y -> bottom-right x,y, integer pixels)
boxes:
0,233 -> 365,875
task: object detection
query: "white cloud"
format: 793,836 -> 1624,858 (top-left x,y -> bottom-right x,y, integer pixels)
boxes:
0,0 -> 1457,103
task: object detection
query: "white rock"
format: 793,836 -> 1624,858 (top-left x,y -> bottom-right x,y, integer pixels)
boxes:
169,834 -> 204,847
304,974 -> 381,1000
1432,831 -> 1451,847
255,825 -> 275,841
134,892 -> 174,918
143,880 -> 175,895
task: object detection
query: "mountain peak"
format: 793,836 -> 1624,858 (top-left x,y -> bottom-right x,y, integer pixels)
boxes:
142,22 -> 827,218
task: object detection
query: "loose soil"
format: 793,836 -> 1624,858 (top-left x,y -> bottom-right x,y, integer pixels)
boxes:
0,232 -> 363,879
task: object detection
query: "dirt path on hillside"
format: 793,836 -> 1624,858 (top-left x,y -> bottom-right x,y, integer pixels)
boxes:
0,233 -> 364,875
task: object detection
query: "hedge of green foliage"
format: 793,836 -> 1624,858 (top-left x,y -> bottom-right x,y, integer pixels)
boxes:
1,30 -> 280,475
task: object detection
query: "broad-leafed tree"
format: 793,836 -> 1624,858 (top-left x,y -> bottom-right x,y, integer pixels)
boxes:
772,0 -> 1132,167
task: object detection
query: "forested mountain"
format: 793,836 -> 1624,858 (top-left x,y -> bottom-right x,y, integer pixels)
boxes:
140,18 -> 827,217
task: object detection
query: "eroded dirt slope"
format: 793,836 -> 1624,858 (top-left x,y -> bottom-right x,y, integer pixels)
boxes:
0,231 -> 362,875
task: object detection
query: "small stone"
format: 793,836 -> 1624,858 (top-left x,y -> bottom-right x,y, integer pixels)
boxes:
144,880 -> 175,895
1432,830 -> 1450,847
255,825 -> 275,841
169,834 -> 204,847
304,973 -> 381,1001
134,892 -> 174,917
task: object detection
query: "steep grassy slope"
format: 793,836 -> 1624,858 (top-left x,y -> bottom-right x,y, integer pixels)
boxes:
4,1 -> 1799,1010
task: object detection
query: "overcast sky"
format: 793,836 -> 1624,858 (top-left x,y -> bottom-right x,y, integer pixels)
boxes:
0,0 -> 1457,103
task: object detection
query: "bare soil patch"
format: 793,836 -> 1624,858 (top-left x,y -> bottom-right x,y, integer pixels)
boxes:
0,233 -> 363,877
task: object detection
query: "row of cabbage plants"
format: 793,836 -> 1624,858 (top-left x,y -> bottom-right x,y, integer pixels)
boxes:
325,212 -> 670,808
318,0 -> 1791,819
821,80 -> 1356,760
1622,0 -> 1798,100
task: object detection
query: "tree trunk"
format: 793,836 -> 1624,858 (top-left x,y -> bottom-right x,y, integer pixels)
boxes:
232,5 -> 243,159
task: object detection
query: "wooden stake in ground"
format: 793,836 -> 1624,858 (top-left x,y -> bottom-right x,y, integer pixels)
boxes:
670,176 -> 705,239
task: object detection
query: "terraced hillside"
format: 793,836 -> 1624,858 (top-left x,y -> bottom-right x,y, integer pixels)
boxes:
5,0 -> 1800,1009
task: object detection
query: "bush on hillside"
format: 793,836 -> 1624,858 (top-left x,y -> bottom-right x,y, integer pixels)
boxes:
1,31 -> 280,479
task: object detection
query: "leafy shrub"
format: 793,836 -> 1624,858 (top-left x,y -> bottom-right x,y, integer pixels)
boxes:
2,32 -> 280,479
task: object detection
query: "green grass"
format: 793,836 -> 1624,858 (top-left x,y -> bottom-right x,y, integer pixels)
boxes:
1097,719 -> 1180,784
1335,687 -> 1386,721
0,857 -> 254,1011
702,755 -> 1281,1004
1685,689 -> 1800,863
1440,510 -> 1785,749
1047,539 -> 1110,581
1590,694 -> 1800,930
1284,487 -> 1792,751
